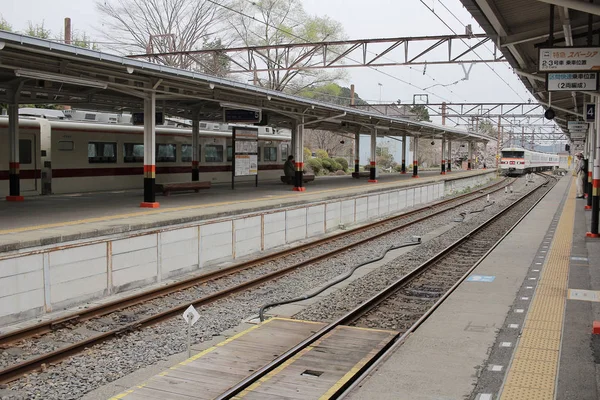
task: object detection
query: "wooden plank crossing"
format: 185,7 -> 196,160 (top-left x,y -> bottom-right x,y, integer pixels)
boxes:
112,318 -> 397,400
235,325 -> 397,399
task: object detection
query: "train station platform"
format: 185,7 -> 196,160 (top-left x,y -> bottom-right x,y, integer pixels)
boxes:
0,169 -> 489,253
347,176 -> 600,399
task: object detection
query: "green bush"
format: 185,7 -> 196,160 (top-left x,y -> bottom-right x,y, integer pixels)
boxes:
304,147 -> 312,160
330,160 -> 342,171
315,149 -> 329,159
306,158 -> 323,175
321,158 -> 332,171
334,157 -> 349,171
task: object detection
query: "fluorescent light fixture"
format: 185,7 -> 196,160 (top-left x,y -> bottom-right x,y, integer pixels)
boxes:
126,67 -> 135,74
219,102 -> 261,112
14,69 -> 108,89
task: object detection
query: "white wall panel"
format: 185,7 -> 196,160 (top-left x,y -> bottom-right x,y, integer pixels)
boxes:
389,190 -> 399,212
379,193 -> 390,215
356,197 -> 368,222
286,208 -> 307,243
234,216 -> 262,258
367,195 -> 379,218
307,205 -> 325,237
264,212 -> 286,249
341,200 -> 355,225
325,202 -> 341,231
200,221 -> 233,266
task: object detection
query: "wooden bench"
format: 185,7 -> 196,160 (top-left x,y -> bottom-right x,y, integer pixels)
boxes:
155,181 -> 211,196
280,174 -> 315,184
352,171 -> 371,179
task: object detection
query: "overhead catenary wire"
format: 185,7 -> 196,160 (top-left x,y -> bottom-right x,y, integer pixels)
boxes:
418,0 -> 529,103
206,0 -> 454,103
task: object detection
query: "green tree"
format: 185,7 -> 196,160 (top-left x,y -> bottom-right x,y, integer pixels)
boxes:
299,83 -> 368,106
409,104 -> 431,122
195,38 -> 230,77
229,0 -> 347,93
0,15 -> 12,32
71,32 -> 100,50
25,21 -> 51,39
376,146 -> 395,169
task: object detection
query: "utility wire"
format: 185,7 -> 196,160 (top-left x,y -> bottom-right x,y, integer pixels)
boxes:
419,0 -> 528,102
207,0 -> 453,103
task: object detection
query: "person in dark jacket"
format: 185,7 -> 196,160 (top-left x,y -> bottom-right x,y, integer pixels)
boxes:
283,155 -> 295,184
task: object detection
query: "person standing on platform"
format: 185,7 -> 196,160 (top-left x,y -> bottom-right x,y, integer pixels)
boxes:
576,152 -> 585,198
284,155 -> 295,184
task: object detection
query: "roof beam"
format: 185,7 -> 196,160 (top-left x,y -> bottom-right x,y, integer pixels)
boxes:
534,0 -> 600,16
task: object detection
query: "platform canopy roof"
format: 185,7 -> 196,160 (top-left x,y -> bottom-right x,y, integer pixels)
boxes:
0,31 -> 490,143
460,0 -> 600,141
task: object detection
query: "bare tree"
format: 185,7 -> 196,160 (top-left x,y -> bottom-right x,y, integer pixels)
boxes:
96,0 -> 229,72
228,0 -> 347,93
305,129 -> 352,157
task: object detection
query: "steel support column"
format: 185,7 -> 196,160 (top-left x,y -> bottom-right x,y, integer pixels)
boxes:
141,92 -> 159,208
6,103 -> 23,201
587,121 -> 594,208
467,142 -> 472,170
293,119 -> 305,191
192,118 -> 200,181
441,137 -> 446,175
369,129 -> 377,182
413,137 -> 419,178
354,129 -> 360,176
588,95 -> 600,237
447,140 -> 452,172
401,134 -> 407,174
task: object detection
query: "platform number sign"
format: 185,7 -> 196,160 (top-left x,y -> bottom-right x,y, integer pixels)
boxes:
585,103 -> 596,122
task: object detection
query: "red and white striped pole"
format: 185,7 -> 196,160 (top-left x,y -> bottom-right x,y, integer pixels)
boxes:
587,95 -> 600,237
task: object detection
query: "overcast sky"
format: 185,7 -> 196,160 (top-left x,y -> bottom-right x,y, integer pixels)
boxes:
1,0 -> 535,123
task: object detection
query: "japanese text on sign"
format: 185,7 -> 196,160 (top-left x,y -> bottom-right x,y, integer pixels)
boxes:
547,73 -> 598,91
539,47 -> 600,71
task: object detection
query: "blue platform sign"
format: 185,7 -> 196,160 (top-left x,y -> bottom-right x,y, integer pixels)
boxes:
466,275 -> 496,282
585,103 -> 596,122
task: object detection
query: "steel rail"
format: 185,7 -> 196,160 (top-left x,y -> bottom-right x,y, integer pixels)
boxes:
215,174 -> 553,399
0,178 -> 509,347
0,178 -> 512,384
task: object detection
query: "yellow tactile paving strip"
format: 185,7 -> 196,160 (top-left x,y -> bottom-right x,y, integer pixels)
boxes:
500,180 -> 575,400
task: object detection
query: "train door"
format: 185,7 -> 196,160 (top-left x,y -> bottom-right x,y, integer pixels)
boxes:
19,133 -> 37,192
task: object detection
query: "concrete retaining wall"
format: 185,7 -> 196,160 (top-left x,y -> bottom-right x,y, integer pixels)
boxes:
0,172 -> 495,325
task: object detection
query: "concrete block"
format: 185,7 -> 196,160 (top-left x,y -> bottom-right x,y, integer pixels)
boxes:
406,189 -> 414,207
286,208 -> 307,243
356,197 -> 368,222
389,191 -> 399,212
264,212 -> 286,250
0,253 -> 43,278
112,234 -> 157,255
307,205 -> 325,237
161,227 -> 197,244
326,202 -> 341,231
112,247 -> 157,273
234,216 -> 261,258
200,221 -> 233,266
367,195 -> 379,218
0,289 -> 45,318
379,193 -> 390,215
51,274 -> 107,304
161,239 -> 198,276
49,244 -> 107,285
398,190 -> 407,210
0,269 -> 44,298
341,200 -> 355,225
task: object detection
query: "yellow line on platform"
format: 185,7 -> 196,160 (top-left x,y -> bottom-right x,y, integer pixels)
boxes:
0,172 -> 471,236
500,179 -> 575,400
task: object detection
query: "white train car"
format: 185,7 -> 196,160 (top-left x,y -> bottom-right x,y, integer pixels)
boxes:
0,118 -> 291,197
500,147 -> 559,176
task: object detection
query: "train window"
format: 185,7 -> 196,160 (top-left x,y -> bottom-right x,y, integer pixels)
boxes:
156,144 -> 176,162
19,139 -> 32,164
181,144 -> 193,162
281,144 -> 289,160
501,151 -> 524,158
88,142 -> 117,163
264,147 -> 277,161
205,145 -> 224,162
227,146 -> 233,162
58,141 -> 74,151
124,143 -> 144,163
84,113 -> 96,121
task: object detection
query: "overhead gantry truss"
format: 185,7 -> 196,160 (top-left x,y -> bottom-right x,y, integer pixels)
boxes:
127,34 -> 505,73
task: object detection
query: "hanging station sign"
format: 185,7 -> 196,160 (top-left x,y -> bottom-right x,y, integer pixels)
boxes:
546,72 -> 599,91
539,47 -> 600,71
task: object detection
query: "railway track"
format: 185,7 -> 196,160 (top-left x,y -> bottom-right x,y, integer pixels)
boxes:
0,177 -> 514,384
214,173 -> 557,399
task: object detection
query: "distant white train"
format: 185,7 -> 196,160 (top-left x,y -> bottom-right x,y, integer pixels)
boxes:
0,117 -> 291,197
500,147 -> 559,176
